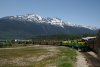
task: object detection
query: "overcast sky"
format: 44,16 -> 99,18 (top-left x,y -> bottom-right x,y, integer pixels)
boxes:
0,0 -> 100,28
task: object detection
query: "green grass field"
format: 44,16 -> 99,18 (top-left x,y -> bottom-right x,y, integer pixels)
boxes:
0,45 -> 77,67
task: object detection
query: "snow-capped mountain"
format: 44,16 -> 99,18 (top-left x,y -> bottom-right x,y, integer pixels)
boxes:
3,13 -> 99,30
3,13 -> 65,27
0,13 -> 99,39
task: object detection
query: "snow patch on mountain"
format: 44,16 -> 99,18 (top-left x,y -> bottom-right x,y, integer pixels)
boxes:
83,26 -> 99,30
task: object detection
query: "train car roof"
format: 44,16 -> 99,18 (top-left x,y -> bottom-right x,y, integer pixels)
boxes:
82,37 -> 96,40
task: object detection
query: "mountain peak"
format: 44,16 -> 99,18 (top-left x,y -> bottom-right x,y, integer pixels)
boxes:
53,17 -> 61,20
26,13 -> 35,15
0,13 -> 99,30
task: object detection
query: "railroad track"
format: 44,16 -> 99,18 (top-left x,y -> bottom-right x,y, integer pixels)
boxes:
81,52 -> 100,67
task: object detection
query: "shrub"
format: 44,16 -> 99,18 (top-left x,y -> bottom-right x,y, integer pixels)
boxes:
6,40 -> 12,46
0,43 -> 4,48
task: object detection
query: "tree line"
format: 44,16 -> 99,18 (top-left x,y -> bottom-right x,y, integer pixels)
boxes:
31,33 -> 97,41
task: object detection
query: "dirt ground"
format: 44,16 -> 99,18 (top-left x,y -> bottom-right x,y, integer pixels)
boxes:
76,51 -> 89,67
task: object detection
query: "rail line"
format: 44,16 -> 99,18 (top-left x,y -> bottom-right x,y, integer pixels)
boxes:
81,52 -> 100,67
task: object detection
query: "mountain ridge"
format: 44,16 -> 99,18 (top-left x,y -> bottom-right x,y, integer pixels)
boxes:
0,13 -> 99,39
1,13 -> 99,30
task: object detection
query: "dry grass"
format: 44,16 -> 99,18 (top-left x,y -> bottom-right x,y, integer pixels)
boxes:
0,45 -> 77,67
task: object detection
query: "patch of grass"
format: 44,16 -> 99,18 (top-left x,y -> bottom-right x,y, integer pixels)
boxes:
0,45 -> 77,67
58,63 -> 72,67
4,44 -> 27,48
56,47 -> 77,67
26,46 -> 77,67
0,46 -> 47,58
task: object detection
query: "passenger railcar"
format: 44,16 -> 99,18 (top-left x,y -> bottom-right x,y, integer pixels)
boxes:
97,30 -> 100,62
86,39 -> 94,50
94,39 -> 98,53
86,30 -> 100,62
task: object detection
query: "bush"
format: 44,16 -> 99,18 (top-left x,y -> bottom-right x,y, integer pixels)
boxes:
6,40 -> 12,46
7,43 -> 12,46
0,43 -> 4,48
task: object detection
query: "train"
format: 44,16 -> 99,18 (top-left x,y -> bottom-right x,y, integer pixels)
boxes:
12,39 -> 62,46
85,30 -> 100,62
